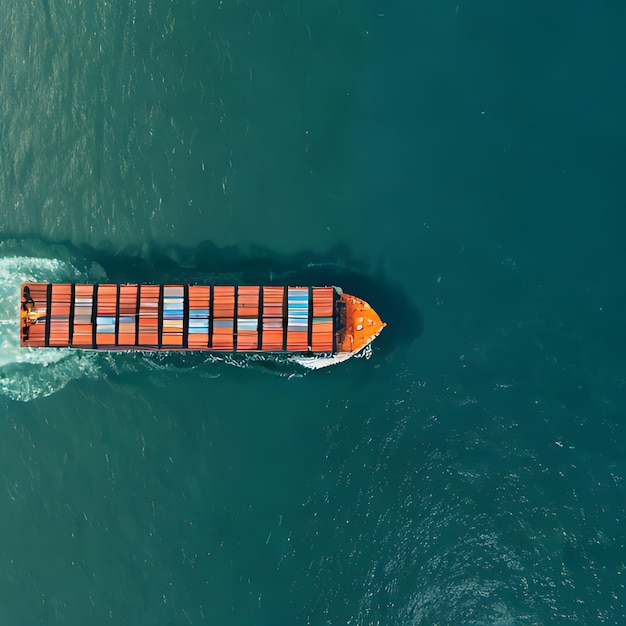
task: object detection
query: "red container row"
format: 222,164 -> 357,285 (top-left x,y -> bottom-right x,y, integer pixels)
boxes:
20,283 -> 336,352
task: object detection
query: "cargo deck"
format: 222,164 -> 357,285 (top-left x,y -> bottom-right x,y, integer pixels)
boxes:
20,283 -> 385,359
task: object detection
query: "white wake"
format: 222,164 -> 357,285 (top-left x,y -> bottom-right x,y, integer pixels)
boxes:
0,256 -> 103,401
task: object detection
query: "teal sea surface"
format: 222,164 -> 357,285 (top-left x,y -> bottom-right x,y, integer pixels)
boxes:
1,1 -> 625,624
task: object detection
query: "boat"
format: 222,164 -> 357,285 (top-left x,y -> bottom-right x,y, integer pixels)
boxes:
19,283 -> 385,367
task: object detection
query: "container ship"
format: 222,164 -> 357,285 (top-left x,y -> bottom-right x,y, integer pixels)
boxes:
19,283 -> 385,368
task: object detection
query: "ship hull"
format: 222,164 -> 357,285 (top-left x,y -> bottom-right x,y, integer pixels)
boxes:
20,283 -> 385,363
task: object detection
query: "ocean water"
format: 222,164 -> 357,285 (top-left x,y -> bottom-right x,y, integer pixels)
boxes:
1,1 -> 625,624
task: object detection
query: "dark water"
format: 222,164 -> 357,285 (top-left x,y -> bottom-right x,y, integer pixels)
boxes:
1,1 -> 625,624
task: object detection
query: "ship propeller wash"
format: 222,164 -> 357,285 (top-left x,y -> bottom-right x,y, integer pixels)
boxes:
20,283 -> 385,368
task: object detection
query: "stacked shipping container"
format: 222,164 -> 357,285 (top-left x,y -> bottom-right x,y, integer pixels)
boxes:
21,283 -> 336,353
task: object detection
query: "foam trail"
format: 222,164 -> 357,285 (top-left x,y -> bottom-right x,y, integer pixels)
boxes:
0,256 -> 102,402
